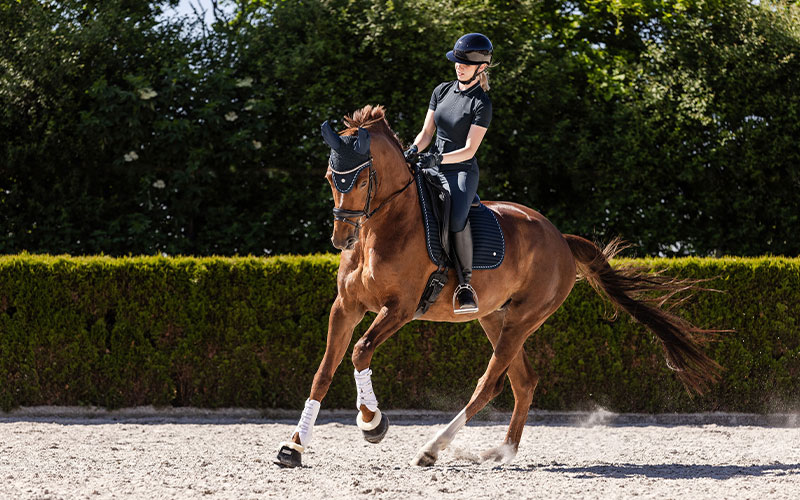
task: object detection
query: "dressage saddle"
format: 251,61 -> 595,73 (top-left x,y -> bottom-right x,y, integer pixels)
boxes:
413,165 -> 505,316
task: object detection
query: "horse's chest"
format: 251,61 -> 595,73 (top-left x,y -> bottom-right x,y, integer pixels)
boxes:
340,267 -> 366,295
338,249 -> 385,295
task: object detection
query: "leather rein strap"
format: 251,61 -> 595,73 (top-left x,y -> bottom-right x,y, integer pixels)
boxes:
330,159 -> 416,231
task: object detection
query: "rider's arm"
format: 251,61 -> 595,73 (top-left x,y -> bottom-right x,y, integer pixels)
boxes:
412,109 -> 436,151
441,124 -> 488,165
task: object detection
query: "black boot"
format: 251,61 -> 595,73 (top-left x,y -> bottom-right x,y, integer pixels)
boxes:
452,222 -> 478,314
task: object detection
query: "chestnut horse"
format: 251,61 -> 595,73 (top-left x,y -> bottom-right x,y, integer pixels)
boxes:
275,105 -> 720,468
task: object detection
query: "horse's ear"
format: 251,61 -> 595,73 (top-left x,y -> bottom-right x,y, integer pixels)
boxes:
321,120 -> 342,151
353,127 -> 371,155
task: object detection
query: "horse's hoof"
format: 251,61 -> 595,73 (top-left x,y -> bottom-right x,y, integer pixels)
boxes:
274,443 -> 303,468
410,449 -> 438,467
362,413 -> 389,444
357,409 -> 389,444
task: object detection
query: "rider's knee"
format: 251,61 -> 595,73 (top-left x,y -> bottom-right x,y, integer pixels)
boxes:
451,210 -> 469,233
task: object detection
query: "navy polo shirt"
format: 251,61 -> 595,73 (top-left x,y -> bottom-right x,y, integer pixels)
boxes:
428,80 -> 492,170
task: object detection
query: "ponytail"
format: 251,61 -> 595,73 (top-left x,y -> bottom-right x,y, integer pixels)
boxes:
479,71 -> 490,92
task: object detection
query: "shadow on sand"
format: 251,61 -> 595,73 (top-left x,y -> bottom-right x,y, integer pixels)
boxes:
542,462 -> 800,480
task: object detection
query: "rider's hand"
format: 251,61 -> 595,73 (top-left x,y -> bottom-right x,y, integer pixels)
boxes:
417,152 -> 442,170
403,144 -> 418,161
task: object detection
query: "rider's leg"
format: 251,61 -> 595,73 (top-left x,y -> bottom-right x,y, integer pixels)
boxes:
445,167 -> 479,313
453,221 -> 477,312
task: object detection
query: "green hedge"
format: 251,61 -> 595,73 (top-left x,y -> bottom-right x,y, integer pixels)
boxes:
1,254 -> 798,413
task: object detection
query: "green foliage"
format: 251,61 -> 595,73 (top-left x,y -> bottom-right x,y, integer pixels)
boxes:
1,0 -> 799,256
0,0 -> 331,255
1,254 -> 799,412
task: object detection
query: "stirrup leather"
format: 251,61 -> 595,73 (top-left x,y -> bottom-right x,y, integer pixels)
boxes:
453,283 -> 479,314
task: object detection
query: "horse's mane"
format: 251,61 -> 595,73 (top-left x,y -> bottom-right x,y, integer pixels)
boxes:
342,105 -> 404,154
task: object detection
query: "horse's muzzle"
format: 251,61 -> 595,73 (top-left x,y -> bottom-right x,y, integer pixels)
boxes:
331,234 -> 359,251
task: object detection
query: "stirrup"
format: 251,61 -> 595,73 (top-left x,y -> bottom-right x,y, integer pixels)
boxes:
453,284 -> 479,314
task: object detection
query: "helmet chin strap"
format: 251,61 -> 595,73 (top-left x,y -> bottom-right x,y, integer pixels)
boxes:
457,65 -> 487,85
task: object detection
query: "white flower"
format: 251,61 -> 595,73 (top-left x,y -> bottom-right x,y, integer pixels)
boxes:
124,151 -> 139,162
244,99 -> 257,111
137,88 -> 158,100
152,179 -> 166,189
225,111 -> 238,122
235,77 -> 254,88
252,140 -> 262,150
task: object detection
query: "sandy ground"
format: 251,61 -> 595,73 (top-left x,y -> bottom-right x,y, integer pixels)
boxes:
1,407 -> 799,499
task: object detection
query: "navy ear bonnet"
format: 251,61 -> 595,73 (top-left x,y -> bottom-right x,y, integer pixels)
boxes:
322,120 -> 371,193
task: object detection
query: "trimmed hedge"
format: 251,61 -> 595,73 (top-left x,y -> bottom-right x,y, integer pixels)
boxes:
1,254 -> 798,413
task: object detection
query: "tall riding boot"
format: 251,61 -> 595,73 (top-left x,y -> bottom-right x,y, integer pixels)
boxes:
452,221 -> 478,314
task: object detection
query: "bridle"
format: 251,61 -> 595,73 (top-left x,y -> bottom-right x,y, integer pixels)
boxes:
330,156 -> 416,232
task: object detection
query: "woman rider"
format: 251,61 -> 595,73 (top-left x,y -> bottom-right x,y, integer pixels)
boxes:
406,33 -> 493,314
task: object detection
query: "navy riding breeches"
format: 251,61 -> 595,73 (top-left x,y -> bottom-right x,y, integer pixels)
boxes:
435,164 -> 479,233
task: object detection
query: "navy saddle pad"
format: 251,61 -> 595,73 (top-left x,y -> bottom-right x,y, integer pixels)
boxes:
415,170 -> 505,270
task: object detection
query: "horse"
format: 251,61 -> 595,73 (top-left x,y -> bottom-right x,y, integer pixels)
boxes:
274,104 -> 721,468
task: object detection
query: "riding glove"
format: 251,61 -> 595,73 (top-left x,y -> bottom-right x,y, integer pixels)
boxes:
403,144 -> 418,161
418,152 -> 443,171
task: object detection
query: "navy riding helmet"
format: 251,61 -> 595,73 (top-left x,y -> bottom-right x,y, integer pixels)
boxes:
446,33 -> 493,65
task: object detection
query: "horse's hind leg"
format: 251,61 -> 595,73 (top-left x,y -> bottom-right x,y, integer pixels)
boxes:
477,312 -> 539,463
412,310 -> 544,466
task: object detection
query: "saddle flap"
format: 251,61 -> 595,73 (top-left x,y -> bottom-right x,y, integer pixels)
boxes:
415,171 -> 505,270
420,170 -> 451,259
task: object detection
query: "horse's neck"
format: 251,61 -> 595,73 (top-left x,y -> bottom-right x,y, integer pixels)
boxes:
337,166 -> 426,302
358,172 -> 422,260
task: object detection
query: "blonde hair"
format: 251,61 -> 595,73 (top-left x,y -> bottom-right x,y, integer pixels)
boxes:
479,71 -> 490,92
478,61 -> 497,91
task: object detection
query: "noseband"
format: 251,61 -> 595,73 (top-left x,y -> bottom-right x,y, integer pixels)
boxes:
330,158 -> 416,232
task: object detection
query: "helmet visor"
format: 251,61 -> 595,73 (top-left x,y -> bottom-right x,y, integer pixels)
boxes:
450,48 -> 491,64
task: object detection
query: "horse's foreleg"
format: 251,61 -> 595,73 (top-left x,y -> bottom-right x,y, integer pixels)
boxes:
275,297 -> 364,468
350,303 -> 414,443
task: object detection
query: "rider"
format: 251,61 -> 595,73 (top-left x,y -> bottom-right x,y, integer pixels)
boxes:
407,33 -> 493,314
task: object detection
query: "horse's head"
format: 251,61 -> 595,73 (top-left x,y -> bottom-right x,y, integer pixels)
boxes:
322,120 -> 373,250
322,106 -> 410,251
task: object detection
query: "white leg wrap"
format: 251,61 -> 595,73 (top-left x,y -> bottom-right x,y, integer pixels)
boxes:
430,408 -> 467,451
293,399 -> 321,448
356,408 -> 382,431
411,407 -> 468,466
354,368 -> 379,412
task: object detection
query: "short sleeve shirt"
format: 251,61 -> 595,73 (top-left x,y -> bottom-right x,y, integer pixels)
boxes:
428,80 -> 492,169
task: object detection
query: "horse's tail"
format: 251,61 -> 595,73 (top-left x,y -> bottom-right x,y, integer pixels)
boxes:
563,234 -> 722,394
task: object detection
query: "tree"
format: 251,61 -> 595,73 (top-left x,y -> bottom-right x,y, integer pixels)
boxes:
2,0 -> 799,256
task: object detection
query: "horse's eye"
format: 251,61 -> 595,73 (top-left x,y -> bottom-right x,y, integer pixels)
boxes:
360,181 -> 368,188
